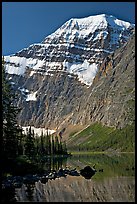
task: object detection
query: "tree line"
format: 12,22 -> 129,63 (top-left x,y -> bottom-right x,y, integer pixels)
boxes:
2,57 -> 68,165
18,126 -> 68,159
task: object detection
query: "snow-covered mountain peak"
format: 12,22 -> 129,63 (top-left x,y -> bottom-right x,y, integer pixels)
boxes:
46,14 -> 108,40
5,14 -> 135,87
45,14 -> 134,41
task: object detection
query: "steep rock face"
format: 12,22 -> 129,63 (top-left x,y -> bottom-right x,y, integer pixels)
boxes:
11,71 -> 87,129
69,33 -> 135,129
4,14 -> 135,132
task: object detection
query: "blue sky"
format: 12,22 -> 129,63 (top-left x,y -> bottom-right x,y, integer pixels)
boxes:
2,2 -> 135,56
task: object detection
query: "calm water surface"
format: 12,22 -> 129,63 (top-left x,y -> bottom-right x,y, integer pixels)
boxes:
5,153 -> 136,202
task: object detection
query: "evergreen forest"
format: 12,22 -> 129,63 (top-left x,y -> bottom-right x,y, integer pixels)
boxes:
2,58 -> 69,177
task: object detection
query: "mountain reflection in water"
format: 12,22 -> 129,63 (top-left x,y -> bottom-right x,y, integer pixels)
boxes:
16,175 -> 134,202
3,153 -> 135,202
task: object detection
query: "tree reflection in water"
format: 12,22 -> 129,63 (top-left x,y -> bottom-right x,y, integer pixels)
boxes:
26,184 -> 35,201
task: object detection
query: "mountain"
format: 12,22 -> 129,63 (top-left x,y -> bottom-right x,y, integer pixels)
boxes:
4,14 -> 135,139
67,33 -> 135,151
5,14 -> 134,86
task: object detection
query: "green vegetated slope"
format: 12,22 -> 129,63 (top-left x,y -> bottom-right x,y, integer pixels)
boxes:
67,34 -> 135,153
67,122 -> 135,152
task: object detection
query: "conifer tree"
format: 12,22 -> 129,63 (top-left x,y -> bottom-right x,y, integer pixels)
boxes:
35,134 -> 39,156
17,129 -> 24,155
51,135 -> 55,155
54,136 -> 59,154
47,135 -> 51,155
24,126 -> 35,159
2,57 -> 21,160
40,130 -> 45,155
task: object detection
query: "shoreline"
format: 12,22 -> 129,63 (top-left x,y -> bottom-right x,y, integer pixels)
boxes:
70,151 -> 135,155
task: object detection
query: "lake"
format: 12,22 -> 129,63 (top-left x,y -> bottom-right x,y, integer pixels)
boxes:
2,153 -> 135,202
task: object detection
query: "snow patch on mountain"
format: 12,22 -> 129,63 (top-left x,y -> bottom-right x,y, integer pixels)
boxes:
63,60 -> 98,86
5,55 -> 98,86
5,56 -> 27,75
19,88 -> 29,93
5,56 -> 46,75
22,126 -> 56,136
93,31 -> 108,41
26,91 -> 37,101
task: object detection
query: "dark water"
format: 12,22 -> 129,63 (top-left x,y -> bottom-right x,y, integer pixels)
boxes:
2,153 -> 135,202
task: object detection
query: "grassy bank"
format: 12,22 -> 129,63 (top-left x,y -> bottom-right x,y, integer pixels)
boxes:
67,122 -> 135,152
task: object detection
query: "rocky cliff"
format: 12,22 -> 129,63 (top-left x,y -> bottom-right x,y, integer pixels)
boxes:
69,33 -> 135,129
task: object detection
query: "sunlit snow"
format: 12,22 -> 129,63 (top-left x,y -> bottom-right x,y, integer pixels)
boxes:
93,31 -> 108,41
26,91 -> 37,101
48,13 -> 134,47
63,60 -> 98,86
5,56 -> 27,75
22,126 -> 56,136
4,56 -> 46,76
